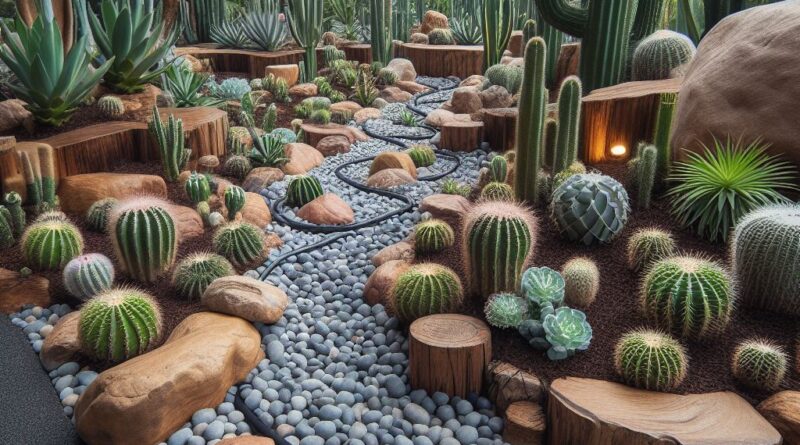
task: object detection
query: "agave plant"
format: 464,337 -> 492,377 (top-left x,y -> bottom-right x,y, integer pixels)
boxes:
249,133 -> 288,167
87,0 -> 181,93
241,6 -> 287,52
210,21 -> 251,49
668,137 -> 797,243
0,1 -> 112,125
162,63 -> 224,108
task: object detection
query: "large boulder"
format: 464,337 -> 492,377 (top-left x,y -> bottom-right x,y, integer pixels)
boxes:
0,268 -> 50,314
364,260 -> 410,306
420,10 -> 448,34
758,391 -> 800,444
316,135 -> 352,157
369,152 -> 417,178
419,194 -> 472,224
380,87 -> 413,104
671,1 -> 800,168
202,276 -> 288,323
354,108 -> 382,124
450,87 -> 483,114
480,85 -> 514,109
74,312 -> 263,445
39,311 -> 80,371
297,193 -> 354,225
372,241 -> 415,267
385,58 -> 417,82
282,143 -> 324,175
166,204 -> 205,241
240,192 -> 271,228
366,168 -> 417,189
0,99 -> 34,132
58,173 -> 168,214
288,83 -> 317,97
242,167 -> 285,192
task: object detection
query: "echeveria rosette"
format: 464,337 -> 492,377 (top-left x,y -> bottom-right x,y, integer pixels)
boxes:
542,307 -> 592,360
520,266 -> 565,317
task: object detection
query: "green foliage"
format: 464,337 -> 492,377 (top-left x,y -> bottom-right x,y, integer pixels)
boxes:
732,339 -> 787,391
439,178 -> 471,197
286,175 -> 324,208
642,256 -> 733,339
480,182 -> 514,202
521,266 -> 565,317
390,264 -> 464,321
552,173 -> 630,245
323,45 -> 346,67
553,76 -> 582,173
489,155 -> 508,183
180,0 -> 225,43
562,257 -> 599,307
21,220 -> 83,270
185,172 -> 211,204
213,221 -> 265,267
653,92 -> 677,185
0,205 -> 14,249
614,329 -> 687,391
514,37 -> 546,204
541,307 -> 592,360
270,128 -> 297,144
482,0 -> 513,70
210,20 -> 251,48
551,160 -> 586,189
353,67 -> 379,106
262,103 -> 277,132
208,77 -> 251,100
632,30 -> 696,81
148,106 -> 191,182
97,96 -> 125,118
111,197 -> 177,283
224,155 -> 252,180
86,198 -> 118,233
172,252 -> 234,301
485,64 -> 522,94
626,228 -> 677,272
399,109 -> 418,127
222,185 -> 244,221
405,146 -> 436,168
369,0 -> 393,65
667,137 -> 797,243
283,0 -> 323,80
3,191 -> 24,237
429,27 -> 456,44
414,219 -> 455,254
249,133 -> 288,167
484,293 -> 528,329
163,64 -> 225,108
310,109 -> 331,124
450,14 -> 482,45
241,6 -> 287,51
63,253 -> 115,300
633,144 -> 657,210
79,288 -> 162,362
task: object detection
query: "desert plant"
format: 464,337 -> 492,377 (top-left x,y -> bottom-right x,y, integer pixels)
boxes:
414,219 -> 455,254
283,0 -> 323,80
110,197 -> 177,283
668,138 -> 797,243
632,30 -> 696,81
213,221 -> 265,267
86,198 -> 118,233
399,109 -> 418,127
552,76 -> 582,173
439,179 -> 471,197
480,182 -> 514,202
185,172 -> 211,204
97,96 -> 125,118
210,21 -> 251,48
731,203 -> 800,315
353,68 -> 379,106
653,92 -> 676,185
377,68 -> 398,86
286,175 -> 324,208
179,0 -> 225,43
634,144 -> 657,209
21,220 -> 83,270
262,103 -> 277,133
323,45 -> 346,67
405,145 -> 436,168
0,205 -> 14,249
33,210 -> 68,224
562,257 -> 600,307
3,191 -> 24,237
514,37 -> 546,204
208,77 -> 251,101
148,106 -> 191,182
614,329 -> 688,391
489,155 -> 508,183
482,0 -> 513,70
270,128 -> 297,144
429,27 -> 455,44
642,256 -> 733,339
63,253 -> 115,300
450,14 -> 482,45
484,293 -> 528,329
626,228 -> 677,272
272,78 -> 290,103
79,287 -> 162,362
224,155 -> 252,180
249,133 -> 288,168
552,160 -> 586,190
518,305 -> 593,360
172,252 -> 234,301
390,264 -> 464,321
485,64 -> 522,95
224,185 -> 246,220
241,7 -> 287,51
310,109 -> 331,125
732,339 -> 788,391
552,173 -> 630,246
163,64 -> 225,108
521,266 -> 565,317
369,0 -> 393,65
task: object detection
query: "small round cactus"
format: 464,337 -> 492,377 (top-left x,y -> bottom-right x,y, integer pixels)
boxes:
489,155 -> 508,183
428,28 -> 456,45
86,198 -> 118,233
224,155 -> 252,180
484,293 -> 528,329
405,145 -> 436,168
562,257 -> 600,307
414,219 -> 455,255
485,64 -> 522,94
732,339 -> 788,391
34,210 -> 69,224
63,253 -> 115,300
614,329 -> 688,391
97,95 -> 125,118
79,287 -> 162,362
390,264 -> 463,321
110,197 -> 177,283
480,182 -> 514,202
224,185 -> 246,221
21,220 -> 84,270
213,221 -> 265,267
172,253 -> 234,301
286,175 -> 324,208
626,228 -> 677,272
310,109 -> 331,125
632,30 -> 696,81
185,172 -> 211,204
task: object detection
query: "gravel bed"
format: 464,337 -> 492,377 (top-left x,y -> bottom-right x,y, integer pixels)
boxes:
363,119 -> 436,141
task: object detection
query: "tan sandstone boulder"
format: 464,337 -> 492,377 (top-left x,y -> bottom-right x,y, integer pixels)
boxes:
297,193 -> 354,225
39,311 -> 80,371
0,268 -> 50,314
288,83 -> 318,97
282,143 -> 324,175
758,391 -> 800,445
240,192 -> 271,228
58,173 -> 168,214
243,167 -> 285,192
385,58 -> 417,82
450,87 -> 483,114
366,168 -> 417,189
0,99 -> 34,132
372,241 -> 415,267
354,108 -> 382,124
167,204 -> 205,241
380,87 -> 413,104
420,10 -> 448,34
316,135 -> 352,157
419,194 -> 472,224
202,276 -> 288,323
330,101 -> 363,115
369,152 -> 417,178
364,260 -> 410,306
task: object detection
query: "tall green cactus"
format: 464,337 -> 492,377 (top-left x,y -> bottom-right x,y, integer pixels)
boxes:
0,206 -> 15,249
653,92 -> 676,185
186,0 -> 226,43
110,197 -> 177,283
553,76 -> 582,173
148,106 -> 190,182
184,172 -> 211,204
370,0 -> 393,66
630,0 -> 667,43
38,145 -> 56,208
283,0 -> 323,82
522,18 -> 537,44
636,144 -> 657,210
18,151 -> 41,208
482,0 -> 514,70
3,191 -> 25,237
513,37 -> 546,204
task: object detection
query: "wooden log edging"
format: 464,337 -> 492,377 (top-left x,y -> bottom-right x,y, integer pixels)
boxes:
398,43 -> 484,79
440,121 -> 484,153
482,108 -> 518,152
174,47 -> 305,78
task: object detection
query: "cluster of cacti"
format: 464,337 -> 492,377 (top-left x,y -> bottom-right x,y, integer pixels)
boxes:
149,107 -> 191,182
283,0 -> 323,81
179,0 -> 225,43
262,74 -> 290,103
377,68 -> 398,86
514,37 -> 546,205
323,45 -> 346,67
261,103 -> 278,133
213,221 -> 265,267
110,197 -> 177,283
484,293 -> 528,329
429,28 -> 455,45
482,0 -> 514,70
97,95 -> 125,118
223,185 -> 246,221
185,172 -> 211,204
172,253 -> 234,301
489,156 -> 508,183
21,220 -> 83,270
732,203 -> 800,315
642,256 -> 733,339
464,201 -> 537,297
414,219 -> 455,255
731,339 -> 788,391
310,109 -> 332,125
286,175 -> 324,208
552,76 -> 582,173
390,264 -> 464,322
614,329 -> 688,391
484,64 -> 522,94
63,253 -> 115,300
369,0 -> 393,65
79,287 -> 162,362
85,198 -> 117,233
439,179 -> 471,197
406,145 -> 437,168
562,257 -> 600,307
18,145 -> 58,212
224,155 -> 252,180
552,174 -> 630,245
249,133 -> 288,168
480,182 -> 514,202
626,228 -> 677,272
632,30 -> 696,81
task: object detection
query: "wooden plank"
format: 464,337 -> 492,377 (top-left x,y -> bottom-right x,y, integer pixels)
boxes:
398,43 -> 484,79
174,47 -> 305,78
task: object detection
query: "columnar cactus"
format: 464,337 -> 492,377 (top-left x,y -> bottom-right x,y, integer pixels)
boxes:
148,106 -> 191,182
731,339 -> 788,391
614,329 -> 688,391
79,288 -> 162,362
390,264 -> 464,322
635,144 -> 657,209
731,204 -> 800,315
97,95 -> 125,118
63,253 -> 115,300
18,151 -> 41,208
224,155 -> 252,180
0,206 -> 14,248
38,145 -> 56,210
224,185 -> 246,221
369,0 -> 393,65
4,191 -> 25,237
480,182 -> 515,202
482,0 -> 514,70
632,30 -> 696,81
110,197 -> 177,283
172,253 -> 234,301
286,175 -> 324,208
489,155 -> 508,183
283,0 -> 323,81
86,198 -> 118,233
414,219 -> 455,254
262,103 -> 278,133
213,221 -> 265,267
484,293 -> 528,329
641,256 -> 733,339
551,173 -> 630,245
626,228 -> 677,272
21,220 -> 84,270
185,172 -> 211,204
653,93 -> 676,185
406,145 -> 437,168
464,201 -> 537,297
514,37 -> 546,205
562,257 -> 600,307
553,76 -> 582,173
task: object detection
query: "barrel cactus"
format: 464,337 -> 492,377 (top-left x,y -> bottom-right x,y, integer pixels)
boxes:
464,201 -> 537,297
484,293 -> 528,329
224,155 -> 252,180
110,197 -> 177,283
428,28 -> 455,45
97,95 -> 125,118
286,175 -> 324,208
224,185 -> 246,221
213,221 -> 265,267
626,228 -> 677,272
731,339 -> 788,391
389,264 -> 463,322
172,253 -> 234,301
641,256 -> 733,339
551,173 -> 630,246
34,210 -> 69,224
185,172 -> 211,204
485,64 -> 522,94
406,145 -> 437,168
86,198 -> 118,233
731,204 -> 800,315
614,329 -> 688,391
63,253 -> 115,300
414,219 -> 455,255
562,257 -> 600,307
79,288 -> 162,362
480,182 -> 514,202
632,30 -> 696,81
21,220 -> 84,270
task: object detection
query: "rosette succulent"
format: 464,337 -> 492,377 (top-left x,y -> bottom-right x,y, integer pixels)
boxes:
542,307 -> 593,361
520,267 -> 565,317
551,173 -> 630,246
484,293 -> 528,329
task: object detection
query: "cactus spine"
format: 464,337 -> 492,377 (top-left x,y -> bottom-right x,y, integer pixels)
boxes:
390,264 -> 464,322
21,220 -> 84,270
97,95 -> 125,118
86,198 -> 118,233
369,0 -> 393,66
482,0 -> 514,70
148,106 -> 190,182
553,76 -> 582,173
636,144 -> 657,209
286,175 -> 324,208
63,253 -> 115,300
172,252 -> 234,301
110,197 -> 177,283
283,0 -> 323,82
522,19 -> 536,45
513,37 -> 546,205
614,329 -> 688,392
732,339 -> 787,391
414,219 -> 455,254
224,185 -> 246,221
185,172 -> 211,204
653,93 -> 676,186
562,257 -> 600,307
224,155 -> 252,180
484,293 -> 528,329
188,0 -> 225,43
480,182 -> 515,202
4,191 -> 25,237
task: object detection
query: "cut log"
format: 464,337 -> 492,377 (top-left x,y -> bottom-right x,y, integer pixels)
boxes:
547,377 -> 782,445
342,44 -> 373,65
440,121 -> 484,153
409,314 -> 491,398
487,361 -> 544,413
582,78 -> 682,164
504,401 -> 545,445
300,123 -> 369,147
482,108 -> 517,153
398,43 -> 484,79
173,47 -> 304,78
555,42 -> 580,89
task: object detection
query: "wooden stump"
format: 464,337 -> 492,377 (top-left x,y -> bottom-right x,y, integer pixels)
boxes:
440,121 -> 484,153
504,401 -> 546,445
342,44 -> 373,65
173,47 -> 304,78
398,43 -> 484,79
482,108 -> 517,152
409,314 -> 491,398
555,43 -> 580,89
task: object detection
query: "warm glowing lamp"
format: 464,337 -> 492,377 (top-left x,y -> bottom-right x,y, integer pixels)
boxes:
610,144 -> 627,157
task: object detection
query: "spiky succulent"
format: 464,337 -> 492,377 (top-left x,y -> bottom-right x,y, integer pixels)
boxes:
551,161 -> 586,189
614,329 -> 688,392
33,210 -> 68,224
63,253 -> 115,300
249,133 -> 288,168
414,219 -> 455,255
390,264 -> 463,322
97,96 -> 125,118
3,191 -> 25,237
224,185 -> 246,221
480,182 -> 514,202
485,64 -> 522,94
286,175 -> 324,208
641,256 -> 733,340
213,221 -> 265,267
185,172 -> 211,204
406,145 -> 436,168
79,288 -> 162,362
0,205 -> 14,249
210,21 -> 252,48
310,109 -> 331,125
171,253 -> 234,301
626,228 -> 677,272
521,266 -> 565,317
224,155 -> 252,180
552,173 -> 630,246
484,293 -> 528,329
85,198 -> 118,233
21,220 -> 84,270
440,178 -> 471,197
208,77 -> 252,101
731,339 -> 788,391
562,257 -> 600,307
110,197 -> 177,283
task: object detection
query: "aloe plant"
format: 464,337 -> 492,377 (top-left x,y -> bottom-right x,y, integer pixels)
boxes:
283,0 -> 323,81
163,63 -> 224,108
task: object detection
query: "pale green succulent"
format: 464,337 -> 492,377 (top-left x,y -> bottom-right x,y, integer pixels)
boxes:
520,267 -> 565,317
542,307 -> 592,361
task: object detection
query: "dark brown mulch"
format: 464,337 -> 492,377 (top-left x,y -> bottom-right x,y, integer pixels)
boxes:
1,104 -> 143,141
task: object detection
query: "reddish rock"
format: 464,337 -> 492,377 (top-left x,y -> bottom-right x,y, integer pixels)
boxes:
202,276 -> 288,324
381,87 -> 414,104
297,193 -> 354,225
369,152 -> 418,179
282,143 -> 324,175
242,167 -> 285,192
39,311 -> 80,371
421,10 -> 449,34
288,83 -> 318,97
240,192 -> 271,228
410,33 -> 429,44
364,260 -> 410,306
330,101 -> 363,114
419,194 -> 472,224
366,168 -> 417,188
385,58 -> 417,82
354,108 -> 382,124
167,204 -> 204,241
316,135 -> 352,157
450,87 -> 483,114
58,173 -> 168,215
372,241 -> 415,267
0,268 -> 50,314
480,85 -> 514,109
395,81 -> 430,95
219,437 -> 275,445
460,75 -> 486,88
758,391 -> 800,445
300,123 -> 369,146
